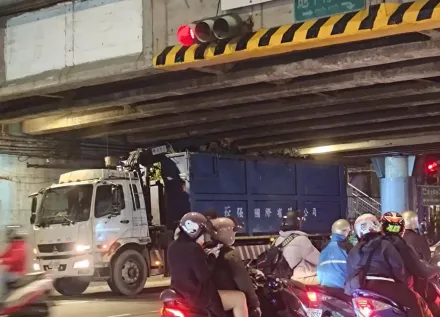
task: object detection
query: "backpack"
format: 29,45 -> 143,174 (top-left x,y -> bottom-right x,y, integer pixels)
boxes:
256,234 -> 298,279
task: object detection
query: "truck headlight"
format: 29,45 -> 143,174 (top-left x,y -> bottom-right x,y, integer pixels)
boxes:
75,244 -> 91,252
73,259 -> 90,269
33,263 -> 41,271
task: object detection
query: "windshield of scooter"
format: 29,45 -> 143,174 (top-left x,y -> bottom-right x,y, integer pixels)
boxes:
36,185 -> 93,226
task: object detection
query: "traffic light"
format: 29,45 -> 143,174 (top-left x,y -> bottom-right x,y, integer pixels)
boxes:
426,160 -> 438,185
177,14 -> 245,46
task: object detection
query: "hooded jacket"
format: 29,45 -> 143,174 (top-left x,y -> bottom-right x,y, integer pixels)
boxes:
274,230 -> 320,279
317,234 -> 352,288
345,234 -> 408,295
168,233 -> 225,317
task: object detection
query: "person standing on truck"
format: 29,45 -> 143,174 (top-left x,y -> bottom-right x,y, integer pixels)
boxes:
317,219 -> 353,288
274,211 -> 320,285
211,217 -> 261,317
401,211 -> 431,262
168,212 -> 249,317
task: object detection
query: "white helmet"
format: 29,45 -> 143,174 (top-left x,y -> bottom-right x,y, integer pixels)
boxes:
354,213 -> 381,238
401,211 -> 419,231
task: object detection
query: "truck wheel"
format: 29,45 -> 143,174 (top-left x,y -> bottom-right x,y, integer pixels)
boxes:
107,278 -> 121,294
111,249 -> 148,296
53,277 -> 90,296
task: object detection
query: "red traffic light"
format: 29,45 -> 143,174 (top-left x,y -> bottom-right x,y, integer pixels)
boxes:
177,25 -> 196,46
427,161 -> 438,172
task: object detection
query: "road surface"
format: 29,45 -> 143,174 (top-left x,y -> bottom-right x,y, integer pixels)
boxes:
51,287 -> 163,317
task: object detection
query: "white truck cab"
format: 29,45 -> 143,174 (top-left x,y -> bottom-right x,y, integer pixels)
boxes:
30,169 -> 161,296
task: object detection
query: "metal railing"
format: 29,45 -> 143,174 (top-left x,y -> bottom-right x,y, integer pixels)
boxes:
347,183 -> 381,218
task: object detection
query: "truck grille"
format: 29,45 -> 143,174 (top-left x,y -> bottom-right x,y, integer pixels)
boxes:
38,242 -> 75,253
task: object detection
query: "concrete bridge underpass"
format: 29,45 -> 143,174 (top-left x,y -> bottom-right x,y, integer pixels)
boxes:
2,0 -> 440,164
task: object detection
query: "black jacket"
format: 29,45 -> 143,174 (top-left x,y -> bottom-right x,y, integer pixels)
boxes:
403,230 -> 431,262
212,246 -> 260,310
386,235 -> 438,280
168,233 -> 224,317
346,234 -> 408,294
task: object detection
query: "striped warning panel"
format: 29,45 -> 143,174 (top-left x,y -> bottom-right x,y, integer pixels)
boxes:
234,244 -> 270,261
154,0 -> 440,70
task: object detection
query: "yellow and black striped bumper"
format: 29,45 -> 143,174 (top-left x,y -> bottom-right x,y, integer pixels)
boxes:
154,0 -> 440,70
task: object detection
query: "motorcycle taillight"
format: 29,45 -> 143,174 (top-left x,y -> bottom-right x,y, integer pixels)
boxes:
160,307 -> 185,317
307,291 -> 318,303
353,297 -> 393,317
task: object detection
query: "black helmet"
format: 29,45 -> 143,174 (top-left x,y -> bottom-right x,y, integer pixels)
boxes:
281,210 -> 301,231
179,212 -> 216,240
380,212 -> 405,237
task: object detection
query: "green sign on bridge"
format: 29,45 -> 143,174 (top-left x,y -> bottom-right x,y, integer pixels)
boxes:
294,0 -> 366,23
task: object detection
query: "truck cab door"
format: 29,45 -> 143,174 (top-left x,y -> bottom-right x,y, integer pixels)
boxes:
93,183 -> 132,248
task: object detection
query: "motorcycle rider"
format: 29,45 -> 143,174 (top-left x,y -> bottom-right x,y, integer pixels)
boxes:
0,227 -> 27,304
401,211 -> 431,262
380,212 -> 439,315
274,210 -> 320,285
168,212 -> 248,317
211,217 -> 261,317
317,219 -> 353,288
345,213 -> 430,317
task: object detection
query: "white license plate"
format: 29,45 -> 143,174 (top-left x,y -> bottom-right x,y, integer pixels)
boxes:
48,261 -> 60,269
307,308 -> 323,317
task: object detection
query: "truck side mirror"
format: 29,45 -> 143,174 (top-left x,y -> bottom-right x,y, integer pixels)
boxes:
111,185 -> 123,215
30,197 -> 37,224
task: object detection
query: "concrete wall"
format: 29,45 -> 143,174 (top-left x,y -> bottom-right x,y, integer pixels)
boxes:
4,0 -> 143,81
0,0 -> 415,98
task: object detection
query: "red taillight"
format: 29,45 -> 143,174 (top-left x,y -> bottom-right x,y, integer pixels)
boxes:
161,307 -> 185,317
177,25 -> 196,46
353,298 -> 376,317
307,291 -> 318,302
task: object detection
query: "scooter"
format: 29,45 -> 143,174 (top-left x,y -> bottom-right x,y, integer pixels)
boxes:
0,271 -> 53,317
286,280 -> 356,317
351,289 -> 407,317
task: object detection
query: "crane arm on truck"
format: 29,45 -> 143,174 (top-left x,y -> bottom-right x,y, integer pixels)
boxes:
121,145 -> 170,225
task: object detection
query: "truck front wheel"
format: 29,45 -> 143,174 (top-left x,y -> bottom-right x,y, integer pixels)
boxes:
110,249 -> 148,296
53,277 -> 90,296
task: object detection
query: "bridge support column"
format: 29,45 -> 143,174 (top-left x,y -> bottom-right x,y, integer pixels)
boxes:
371,156 -> 415,214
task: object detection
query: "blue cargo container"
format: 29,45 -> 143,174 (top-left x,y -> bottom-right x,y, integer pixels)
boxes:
161,152 -> 347,235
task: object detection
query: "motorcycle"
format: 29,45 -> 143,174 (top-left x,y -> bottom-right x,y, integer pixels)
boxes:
285,281 -> 356,317
351,289 -> 408,317
0,271 -> 53,316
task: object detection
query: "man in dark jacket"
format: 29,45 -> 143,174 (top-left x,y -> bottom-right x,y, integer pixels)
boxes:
346,213 -> 430,317
381,212 -> 439,315
402,211 -> 431,262
211,217 -> 260,317
168,212 -> 225,317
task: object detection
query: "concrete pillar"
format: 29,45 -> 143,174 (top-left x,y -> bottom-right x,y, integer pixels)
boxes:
372,156 -> 415,214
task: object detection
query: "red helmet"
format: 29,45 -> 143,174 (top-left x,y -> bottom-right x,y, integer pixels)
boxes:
380,212 -> 405,237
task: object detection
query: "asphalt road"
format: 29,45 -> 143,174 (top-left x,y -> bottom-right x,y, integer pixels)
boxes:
50,288 -> 163,317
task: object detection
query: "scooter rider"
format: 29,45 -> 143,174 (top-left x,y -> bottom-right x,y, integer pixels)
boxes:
0,227 -> 27,305
274,210 -> 320,285
345,213 -> 430,317
211,217 -> 261,317
401,211 -> 431,262
317,219 -> 353,288
168,212 -> 249,317
380,212 -> 438,315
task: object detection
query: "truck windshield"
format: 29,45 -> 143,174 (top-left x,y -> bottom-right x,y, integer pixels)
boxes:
36,185 -> 93,226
